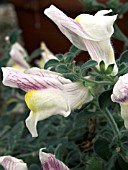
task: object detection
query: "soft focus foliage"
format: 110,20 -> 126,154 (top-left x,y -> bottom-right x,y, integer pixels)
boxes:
0,2 -> 128,170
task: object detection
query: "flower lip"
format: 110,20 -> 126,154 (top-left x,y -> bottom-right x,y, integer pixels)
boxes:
111,94 -> 128,103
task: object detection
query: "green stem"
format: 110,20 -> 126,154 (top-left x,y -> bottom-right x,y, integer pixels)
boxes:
105,108 -> 120,137
83,78 -> 113,85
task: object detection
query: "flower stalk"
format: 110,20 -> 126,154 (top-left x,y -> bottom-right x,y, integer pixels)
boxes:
105,108 -> 120,137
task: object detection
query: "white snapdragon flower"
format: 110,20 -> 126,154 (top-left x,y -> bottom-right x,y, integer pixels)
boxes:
44,5 -> 118,75
2,67 -> 93,137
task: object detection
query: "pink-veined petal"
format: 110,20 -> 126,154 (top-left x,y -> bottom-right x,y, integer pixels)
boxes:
45,5 -> 87,51
64,82 -> 93,110
39,149 -> 70,170
111,73 -> 128,103
58,25 -> 87,51
2,67 -> 64,92
25,67 -> 71,84
0,156 -> 28,170
44,5 -> 96,41
111,74 -> 128,129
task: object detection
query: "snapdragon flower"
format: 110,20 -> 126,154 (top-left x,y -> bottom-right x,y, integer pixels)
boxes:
111,74 -> 128,128
44,5 -> 118,75
8,42 -> 29,69
2,67 -> 93,137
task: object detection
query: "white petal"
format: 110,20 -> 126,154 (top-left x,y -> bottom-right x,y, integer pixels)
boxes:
40,42 -> 57,63
84,39 -> 118,75
95,9 -> 112,16
11,43 -> 28,57
25,89 -> 70,137
0,156 -> 28,170
39,149 -> 70,170
120,103 -> 128,129
2,67 -> 64,92
25,111 -> 38,137
75,13 -> 117,41
64,82 -> 93,109
111,74 -> 128,103
58,25 -> 87,50
10,43 -> 29,69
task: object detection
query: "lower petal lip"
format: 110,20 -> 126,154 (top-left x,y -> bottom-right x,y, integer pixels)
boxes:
111,94 -> 128,103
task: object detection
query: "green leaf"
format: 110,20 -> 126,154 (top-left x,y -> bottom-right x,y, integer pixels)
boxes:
107,0 -> 121,11
54,138 -> 68,160
8,121 -> 24,150
56,54 -> 64,60
105,64 -> 114,74
120,50 -> 128,63
30,49 -> 43,60
118,63 -> 128,75
7,101 -> 18,111
9,29 -> 22,44
0,57 -> 10,67
94,136 -> 112,161
99,60 -> 105,73
64,52 -> 75,63
118,156 -> 128,170
0,125 -> 11,138
86,156 -> 104,170
74,109 -> 94,128
63,73 -> 77,81
81,0 -> 105,11
44,59 -> 59,69
98,89 -> 113,110
81,60 -> 98,70
29,164 -> 41,170
119,3 -> 128,16
113,24 -> 128,42
0,165 -> 4,170
56,64 -> 68,73
69,45 -> 81,55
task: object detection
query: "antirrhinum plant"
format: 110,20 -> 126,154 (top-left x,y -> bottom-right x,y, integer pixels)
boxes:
0,5 -> 128,170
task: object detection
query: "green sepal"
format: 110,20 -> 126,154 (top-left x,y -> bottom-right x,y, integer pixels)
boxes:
99,60 -> 105,73
105,64 -> 114,75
